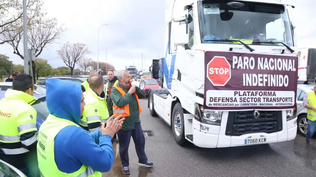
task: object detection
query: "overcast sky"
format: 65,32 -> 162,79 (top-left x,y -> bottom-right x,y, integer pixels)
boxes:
0,0 -> 315,71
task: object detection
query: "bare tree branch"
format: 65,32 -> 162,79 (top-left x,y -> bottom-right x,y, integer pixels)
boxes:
78,58 -> 91,73
1,0 -> 64,60
57,42 -> 90,75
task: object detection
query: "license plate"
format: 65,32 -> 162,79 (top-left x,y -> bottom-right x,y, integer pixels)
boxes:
244,138 -> 266,145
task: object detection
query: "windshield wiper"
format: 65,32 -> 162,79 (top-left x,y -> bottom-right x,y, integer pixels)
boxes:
252,41 -> 294,53
204,39 -> 255,52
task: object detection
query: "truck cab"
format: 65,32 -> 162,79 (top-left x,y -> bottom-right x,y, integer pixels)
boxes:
148,0 -> 298,148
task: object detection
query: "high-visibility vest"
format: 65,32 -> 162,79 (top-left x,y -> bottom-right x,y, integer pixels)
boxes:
82,81 -> 89,92
0,89 -> 37,155
37,115 -> 102,177
307,91 -> 316,121
105,80 -> 118,97
80,88 -> 109,132
112,85 -> 142,117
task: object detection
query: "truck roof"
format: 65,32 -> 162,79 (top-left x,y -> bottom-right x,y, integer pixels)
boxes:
230,0 -> 294,7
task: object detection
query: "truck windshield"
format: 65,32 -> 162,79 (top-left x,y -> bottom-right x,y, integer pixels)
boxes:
198,1 -> 293,47
128,69 -> 137,74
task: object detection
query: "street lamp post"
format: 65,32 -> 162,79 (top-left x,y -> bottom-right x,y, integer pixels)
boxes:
23,0 -> 30,74
97,24 -> 108,72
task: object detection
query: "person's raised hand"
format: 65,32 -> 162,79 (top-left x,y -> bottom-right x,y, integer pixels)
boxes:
101,115 -> 125,137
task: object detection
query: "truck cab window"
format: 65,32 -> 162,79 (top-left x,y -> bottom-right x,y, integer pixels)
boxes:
198,2 -> 294,46
187,9 -> 194,49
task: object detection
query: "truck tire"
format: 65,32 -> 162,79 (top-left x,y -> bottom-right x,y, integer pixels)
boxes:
149,92 -> 157,117
172,103 -> 187,146
297,115 -> 307,136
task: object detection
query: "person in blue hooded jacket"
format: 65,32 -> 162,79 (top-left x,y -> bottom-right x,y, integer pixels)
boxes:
37,78 -> 125,176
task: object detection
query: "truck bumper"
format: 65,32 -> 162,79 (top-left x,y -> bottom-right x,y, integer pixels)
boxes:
191,118 -> 297,148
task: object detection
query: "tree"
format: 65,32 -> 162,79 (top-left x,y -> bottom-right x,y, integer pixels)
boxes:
88,61 -> 115,75
0,0 -> 29,44
99,62 -> 115,75
34,58 -> 52,80
13,64 -> 24,73
0,54 -> 12,79
88,61 -> 98,71
73,69 -> 81,75
57,42 -> 89,75
78,57 -> 91,74
1,0 -> 64,57
52,67 -> 69,76
1,0 -> 64,82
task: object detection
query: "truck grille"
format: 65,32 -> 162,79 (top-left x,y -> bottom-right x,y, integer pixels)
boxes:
225,111 -> 282,136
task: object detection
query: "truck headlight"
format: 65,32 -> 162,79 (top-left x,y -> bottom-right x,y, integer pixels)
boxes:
286,107 -> 297,121
194,103 -> 222,126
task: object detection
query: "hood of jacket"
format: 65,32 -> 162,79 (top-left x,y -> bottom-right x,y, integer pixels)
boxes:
46,78 -> 82,125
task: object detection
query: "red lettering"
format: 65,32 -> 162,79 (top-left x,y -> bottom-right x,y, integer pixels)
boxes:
0,111 -> 11,118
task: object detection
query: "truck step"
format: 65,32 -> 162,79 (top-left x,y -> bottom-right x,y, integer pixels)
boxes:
186,135 -> 193,142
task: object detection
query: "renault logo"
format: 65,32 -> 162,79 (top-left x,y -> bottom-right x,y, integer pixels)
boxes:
253,110 -> 260,119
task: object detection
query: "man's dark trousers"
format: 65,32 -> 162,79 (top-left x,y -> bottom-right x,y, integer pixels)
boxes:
117,122 -> 148,166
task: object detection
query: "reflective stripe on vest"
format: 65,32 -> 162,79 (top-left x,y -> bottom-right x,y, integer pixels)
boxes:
307,91 -> 316,121
87,116 -> 101,123
81,88 -> 109,130
112,85 -> 143,117
37,115 -> 102,177
40,166 -> 98,177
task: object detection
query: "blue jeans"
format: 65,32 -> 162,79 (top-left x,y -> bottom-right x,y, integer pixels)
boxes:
117,123 -> 148,166
306,119 -> 316,139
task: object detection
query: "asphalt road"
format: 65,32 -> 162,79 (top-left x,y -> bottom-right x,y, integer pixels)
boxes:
103,98 -> 316,177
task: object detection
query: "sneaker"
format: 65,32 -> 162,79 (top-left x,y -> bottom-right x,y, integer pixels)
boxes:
115,134 -> 119,142
122,166 -> 130,175
138,161 -> 154,168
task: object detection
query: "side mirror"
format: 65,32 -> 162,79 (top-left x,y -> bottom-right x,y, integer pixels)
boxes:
174,16 -> 189,46
174,16 -> 186,22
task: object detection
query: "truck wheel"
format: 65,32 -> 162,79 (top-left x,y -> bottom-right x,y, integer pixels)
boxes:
172,103 -> 187,146
297,115 -> 308,136
149,92 -> 157,117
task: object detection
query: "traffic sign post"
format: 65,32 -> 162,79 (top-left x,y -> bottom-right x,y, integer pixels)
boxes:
207,56 -> 231,86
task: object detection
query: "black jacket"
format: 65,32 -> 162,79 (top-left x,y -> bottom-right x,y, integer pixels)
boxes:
106,76 -> 118,115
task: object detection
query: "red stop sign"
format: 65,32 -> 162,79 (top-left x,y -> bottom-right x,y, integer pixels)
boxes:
207,56 -> 231,86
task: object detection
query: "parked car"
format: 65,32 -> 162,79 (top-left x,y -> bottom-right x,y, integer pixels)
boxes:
0,82 -> 43,95
138,78 -> 160,96
0,82 -> 12,91
0,159 -> 26,177
0,91 -> 49,129
34,85 -> 47,95
296,83 -> 316,136
36,76 -> 86,87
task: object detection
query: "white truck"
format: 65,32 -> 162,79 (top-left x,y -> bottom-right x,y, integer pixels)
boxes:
297,47 -> 316,83
147,0 -> 299,148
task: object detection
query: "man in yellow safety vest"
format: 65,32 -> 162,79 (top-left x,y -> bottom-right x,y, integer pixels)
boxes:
303,85 -> 316,144
0,74 -> 38,176
81,74 -> 110,133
